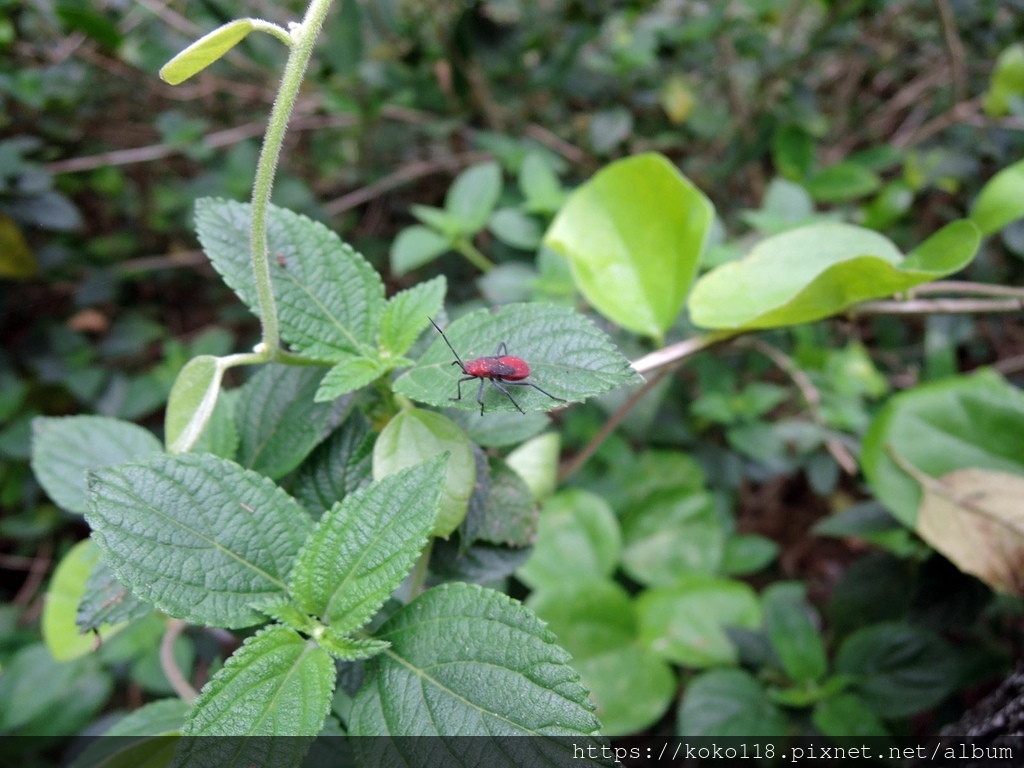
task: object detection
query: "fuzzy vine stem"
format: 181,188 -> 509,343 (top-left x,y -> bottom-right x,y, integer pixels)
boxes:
250,0 -> 335,358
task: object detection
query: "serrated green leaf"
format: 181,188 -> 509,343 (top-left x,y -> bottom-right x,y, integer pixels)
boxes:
970,159 -> 1024,236
77,556 -> 150,632
378,276 -> 447,357
762,582 -> 827,683
390,225 -> 451,275
315,353 -> 385,402
178,626 -> 334,745
86,453 -> 312,628
195,198 -> 385,360
394,303 -> 642,413
317,629 -> 390,661
506,431 -> 560,501
292,457 -> 447,634
165,355 -> 224,454
235,365 -> 346,479
251,597 -> 320,634
518,489 -> 621,591
544,153 -> 714,339
159,20 -> 255,85
291,412 -> 373,518
678,669 -> 788,737
373,410 -> 475,538
689,220 -> 980,330
349,583 -> 603,741
32,416 -> 163,515
445,161 -> 503,233
43,539 -> 129,660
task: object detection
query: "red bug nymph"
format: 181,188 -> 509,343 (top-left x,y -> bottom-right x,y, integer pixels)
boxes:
429,317 -> 567,416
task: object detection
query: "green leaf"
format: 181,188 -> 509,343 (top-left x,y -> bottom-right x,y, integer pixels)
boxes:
86,453 -> 312,628
315,353 -> 385,402
517,489 -> 621,591
235,365 -> 346,479
411,205 -> 464,237
159,20 -> 256,85
771,124 -> 815,180
636,575 -> 762,667
689,220 -> 980,330
983,44 -> 1024,117
195,198 -> 385,360
32,416 -> 163,514
179,626 -> 334,742
519,152 -> 566,214
489,208 -> 543,250
812,693 -> 889,738
291,412 -> 373,518
762,582 -> 827,684
372,410 -> 475,538
861,369 -> 1024,526
77,557 -> 150,632
505,431 -> 560,500
390,225 -> 451,275
192,387 -> 239,459
678,669 -> 788,737
721,533 -> 778,575
474,457 -> 538,547
349,583 -> 603,740
544,153 -> 714,339
378,276 -> 447,357
292,456 -> 447,633
970,159 -> 1024,236
805,162 -> 881,203
529,581 -> 675,736
165,355 -> 224,454
317,629 -> 390,661
70,700 -> 187,768
445,161 -> 503,233
447,407 -> 550,448
43,540 -> 128,660
394,303 -> 642,413
621,490 -> 724,586
834,622 -> 957,718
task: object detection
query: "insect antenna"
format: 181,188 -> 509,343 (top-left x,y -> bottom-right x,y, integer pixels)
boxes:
428,317 -> 468,373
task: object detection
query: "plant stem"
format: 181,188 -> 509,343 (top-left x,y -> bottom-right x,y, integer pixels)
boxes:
249,0 -> 335,357
454,237 -> 496,272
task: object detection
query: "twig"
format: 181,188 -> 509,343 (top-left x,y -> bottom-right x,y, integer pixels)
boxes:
524,124 -> 589,165
13,539 -> 52,609
994,352 -> 1024,376
323,150 -> 492,215
739,337 -> 859,475
632,331 -> 739,376
850,297 -> 1024,316
893,97 -> 984,148
161,619 -> 198,702
913,281 -> 1024,299
935,0 -> 967,101
115,250 -> 208,275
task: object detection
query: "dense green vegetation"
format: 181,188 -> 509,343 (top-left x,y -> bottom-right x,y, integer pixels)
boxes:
2,0 -> 1024,763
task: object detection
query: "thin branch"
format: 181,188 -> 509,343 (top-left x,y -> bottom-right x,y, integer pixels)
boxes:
523,124 -> 589,165
632,331 -> 739,376
161,619 -> 198,702
13,539 -> 52,609
913,281 -> 1024,299
850,297 -> 1024,316
935,0 -> 967,101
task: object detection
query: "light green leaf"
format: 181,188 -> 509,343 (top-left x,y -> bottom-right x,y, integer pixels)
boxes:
805,162 -> 881,203
195,198 -> 385,360
445,161 -> 503,233
519,152 -> 566,214
983,44 -> 1024,117
77,557 -> 149,632
721,533 -> 778,575
235,365 -> 346,479
861,369 -> 1024,526
762,582 -> 827,683
544,153 -> 714,339
292,457 -> 447,633
637,575 -> 762,667
390,225 -> 451,275
394,303 -> 642,413
528,581 -> 674,736
689,220 -> 980,330
178,626 -> 333,744
315,353 -> 385,402
372,410 -> 474,538
43,540 -> 128,660
290,411 -> 373,518
678,669 -> 788,737
192,386 -> 238,459
411,205 -> 464,238
518,489 -> 621,591
489,208 -> 543,250
159,20 -> 255,85
378,276 -> 447,357
165,355 -> 224,454
970,159 -> 1024,236
316,629 -> 390,661
86,453 -> 312,628
32,416 -> 163,514
349,583 -> 604,742
505,431 -> 560,500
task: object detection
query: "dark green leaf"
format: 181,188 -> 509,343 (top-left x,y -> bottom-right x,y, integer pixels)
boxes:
291,412 -> 373,518
806,162 -> 881,203
762,582 -> 827,684
812,693 -> 889,738
678,669 -> 788,737
77,555 -> 150,632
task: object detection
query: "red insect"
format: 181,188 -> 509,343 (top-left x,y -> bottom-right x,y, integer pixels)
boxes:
429,317 -> 566,416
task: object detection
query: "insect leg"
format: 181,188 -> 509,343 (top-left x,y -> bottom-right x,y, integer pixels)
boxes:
490,380 -> 525,414
453,375 -> 476,402
476,378 -> 487,415
496,341 -> 508,355
506,380 -> 567,403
